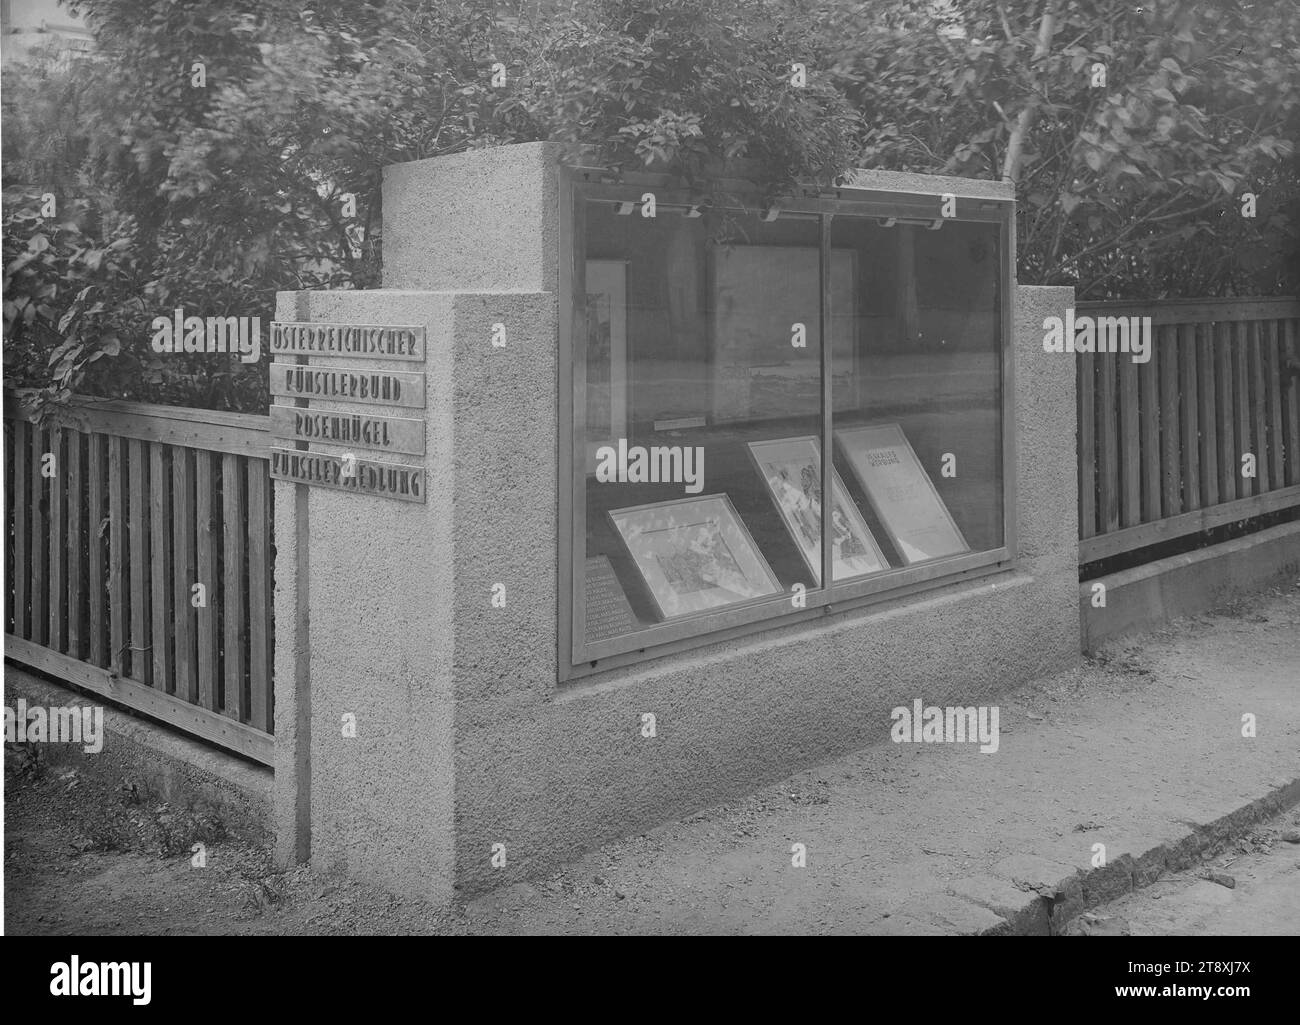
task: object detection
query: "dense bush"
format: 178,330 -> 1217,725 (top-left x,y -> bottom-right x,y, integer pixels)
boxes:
3,0 -> 1297,413
816,0 -> 1300,299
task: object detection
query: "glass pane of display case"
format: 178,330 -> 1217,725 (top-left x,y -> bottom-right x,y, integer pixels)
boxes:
829,215 -> 1005,577
580,201 -> 833,645
565,174 -> 1013,672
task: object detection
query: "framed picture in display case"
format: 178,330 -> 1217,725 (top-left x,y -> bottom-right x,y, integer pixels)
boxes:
585,259 -> 628,472
746,436 -> 889,585
608,494 -> 782,619
835,422 -> 969,564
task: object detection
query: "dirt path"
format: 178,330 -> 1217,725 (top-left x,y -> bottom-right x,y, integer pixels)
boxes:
4,762 -> 467,935
6,584 -> 1300,935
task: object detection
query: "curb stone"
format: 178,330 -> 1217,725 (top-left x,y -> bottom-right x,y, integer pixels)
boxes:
975,777 -> 1300,936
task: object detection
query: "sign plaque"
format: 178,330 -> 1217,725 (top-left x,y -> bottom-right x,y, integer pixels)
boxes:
270,320 -> 430,501
269,447 -> 425,503
270,406 -> 425,456
270,362 -> 426,408
270,322 -> 426,361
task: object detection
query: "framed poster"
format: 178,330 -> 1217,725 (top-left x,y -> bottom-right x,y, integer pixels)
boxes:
835,423 -> 969,564
585,259 -> 628,472
746,436 -> 889,584
608,494 -> 781,619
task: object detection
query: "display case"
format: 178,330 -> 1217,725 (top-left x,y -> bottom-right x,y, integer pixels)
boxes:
561,169 -> 1016,678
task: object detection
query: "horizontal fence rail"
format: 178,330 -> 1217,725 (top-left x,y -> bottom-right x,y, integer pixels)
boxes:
4,392 -> 274,765
1077,297 -> 1300,564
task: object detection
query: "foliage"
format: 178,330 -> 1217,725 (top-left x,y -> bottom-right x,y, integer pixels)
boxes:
3,0 -> 865,412
501,0 -> 863,195
3,0 -> 1298,414
4,0 -> 523,413
2,191 -> 137,415
814,0 -> 1300,298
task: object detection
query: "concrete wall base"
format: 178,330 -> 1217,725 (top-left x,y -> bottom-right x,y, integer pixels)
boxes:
1080,521 -> 1300,652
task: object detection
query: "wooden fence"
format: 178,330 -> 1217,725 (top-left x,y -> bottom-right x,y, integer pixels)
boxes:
4,394 -> 274,765
5,297 -> 1299,761
1078,297 -> 1300,564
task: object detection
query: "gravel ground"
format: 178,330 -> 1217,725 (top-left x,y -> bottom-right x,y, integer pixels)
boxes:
5,584 -> 1299,936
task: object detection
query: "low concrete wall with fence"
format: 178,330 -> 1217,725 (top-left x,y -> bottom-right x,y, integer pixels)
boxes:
6,284 -> 1299,890
1076,297 -> 1300,564
1075,297 -> 1300,647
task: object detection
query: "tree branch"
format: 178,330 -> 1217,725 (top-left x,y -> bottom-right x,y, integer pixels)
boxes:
1002,0 -> 1059,185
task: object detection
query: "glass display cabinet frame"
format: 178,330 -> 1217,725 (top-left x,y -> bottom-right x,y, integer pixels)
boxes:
559,165 -> 1018,681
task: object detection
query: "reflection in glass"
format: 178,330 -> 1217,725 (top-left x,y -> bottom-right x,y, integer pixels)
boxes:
575,194 -> 1006,650
581,202 -> 823,643
829,216 -> 1003,577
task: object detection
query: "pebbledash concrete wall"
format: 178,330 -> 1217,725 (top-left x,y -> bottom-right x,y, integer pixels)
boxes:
273,141 -> 1081,899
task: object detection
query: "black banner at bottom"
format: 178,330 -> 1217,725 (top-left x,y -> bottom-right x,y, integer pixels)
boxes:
0,936 -> 1293,1013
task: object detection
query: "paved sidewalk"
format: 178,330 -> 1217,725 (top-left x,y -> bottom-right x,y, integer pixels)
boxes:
461,584 -> 1300,934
